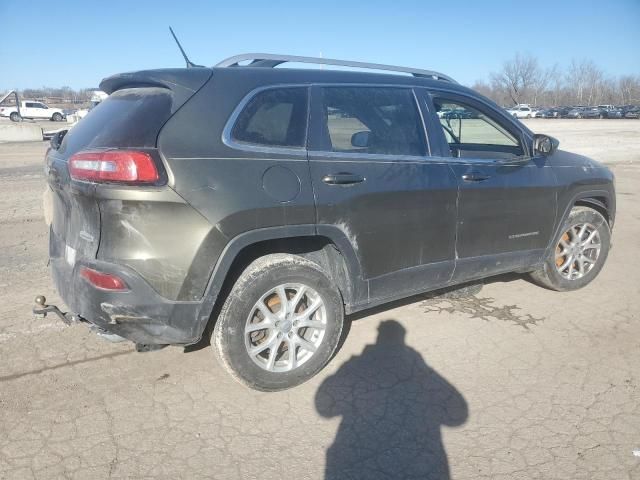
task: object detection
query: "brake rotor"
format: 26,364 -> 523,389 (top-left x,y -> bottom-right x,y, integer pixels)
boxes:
556,232 -> 570,267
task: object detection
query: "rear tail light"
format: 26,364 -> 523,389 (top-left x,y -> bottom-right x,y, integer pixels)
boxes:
80,267 -> 128,291
69,150 -> 160,184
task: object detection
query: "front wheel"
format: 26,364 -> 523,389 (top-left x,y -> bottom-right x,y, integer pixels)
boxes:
52,112 -> 63,122
530,207 -> 610,291
213,254 -> 344,391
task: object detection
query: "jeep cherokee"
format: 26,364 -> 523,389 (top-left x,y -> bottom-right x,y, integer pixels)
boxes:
37,54 -> 616,391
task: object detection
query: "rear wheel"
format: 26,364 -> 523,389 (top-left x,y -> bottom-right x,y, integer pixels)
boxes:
9,112 -> 21,122
213,254 -> 344,391
530,207 -> 610,291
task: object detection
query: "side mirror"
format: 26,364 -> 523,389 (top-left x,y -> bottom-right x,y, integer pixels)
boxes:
351,131 -> 371,148
50,129 -> 68,150
533,134 -> 559,156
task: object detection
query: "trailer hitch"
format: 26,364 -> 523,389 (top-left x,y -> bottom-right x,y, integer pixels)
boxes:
32,295 -> 79,325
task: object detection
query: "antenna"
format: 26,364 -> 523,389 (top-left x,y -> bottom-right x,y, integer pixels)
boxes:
169,27 -> 204,68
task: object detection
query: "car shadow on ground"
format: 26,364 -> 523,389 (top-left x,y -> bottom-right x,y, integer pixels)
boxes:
185,273 -> 526,354
315,319 -> 468,480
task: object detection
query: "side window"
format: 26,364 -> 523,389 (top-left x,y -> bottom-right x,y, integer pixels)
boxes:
433,98 -> 523,156
25,102 -> 36,108
231,87 -> 308,147
319,87 -> 426,156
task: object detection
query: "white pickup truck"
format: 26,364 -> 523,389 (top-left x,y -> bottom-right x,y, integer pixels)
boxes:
0,101 -> 66,122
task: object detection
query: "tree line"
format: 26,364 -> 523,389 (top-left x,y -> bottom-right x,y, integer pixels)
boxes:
3,87 -> 96,106
472,53 -> 640,107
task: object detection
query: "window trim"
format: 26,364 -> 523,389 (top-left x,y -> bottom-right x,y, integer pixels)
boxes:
222,84 -> 310,156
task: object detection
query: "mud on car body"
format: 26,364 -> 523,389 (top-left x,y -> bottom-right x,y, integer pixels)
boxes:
37,54 -> 616,391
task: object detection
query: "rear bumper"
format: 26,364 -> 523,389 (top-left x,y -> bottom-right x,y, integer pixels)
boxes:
50,233 -> 206,345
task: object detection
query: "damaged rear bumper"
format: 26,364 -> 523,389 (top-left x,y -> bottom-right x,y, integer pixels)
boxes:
48,252 -> 206,346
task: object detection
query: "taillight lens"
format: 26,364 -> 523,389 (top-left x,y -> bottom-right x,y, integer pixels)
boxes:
69,150 -> 160,184
80,267 -> 128,291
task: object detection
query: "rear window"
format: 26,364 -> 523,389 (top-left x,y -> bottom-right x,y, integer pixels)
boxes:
59,87 -> 172,158
318,87 -> 426,157
231,87 -> 308,148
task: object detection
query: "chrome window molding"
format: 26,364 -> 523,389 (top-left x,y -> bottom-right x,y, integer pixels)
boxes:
221,84 -> 311,157
223,83 -> 438,159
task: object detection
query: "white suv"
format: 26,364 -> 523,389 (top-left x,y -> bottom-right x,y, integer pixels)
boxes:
507,105 -> 533,119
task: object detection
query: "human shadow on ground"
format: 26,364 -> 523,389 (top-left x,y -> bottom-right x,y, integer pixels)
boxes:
315,319 -> 468,480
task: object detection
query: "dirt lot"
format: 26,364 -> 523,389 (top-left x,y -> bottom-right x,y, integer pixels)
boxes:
1,120 -> 639,479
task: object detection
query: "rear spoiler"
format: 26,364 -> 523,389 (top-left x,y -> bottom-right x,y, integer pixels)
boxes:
99,68 -> 213,113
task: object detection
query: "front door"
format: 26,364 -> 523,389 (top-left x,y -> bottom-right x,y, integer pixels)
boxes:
308,85 -> 459,304
426,92 -> 558,282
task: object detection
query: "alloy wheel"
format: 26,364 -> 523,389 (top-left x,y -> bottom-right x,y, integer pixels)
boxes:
244,283 -> 327,372
555,223 -> 601,280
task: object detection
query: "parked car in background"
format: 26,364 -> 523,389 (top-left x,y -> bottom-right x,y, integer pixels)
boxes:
580,107 -> 606,119
623,106 -> 640,119
566,106 -> 589,118
536,108 -> 561,118
507,105 -> 534,118
597,105 -> 623,118
0,100 -> 66,122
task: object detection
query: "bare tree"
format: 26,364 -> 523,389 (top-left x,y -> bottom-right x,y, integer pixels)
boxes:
491,53 -> 541,105
473,54 -> 639,107
618,75 -> 640,104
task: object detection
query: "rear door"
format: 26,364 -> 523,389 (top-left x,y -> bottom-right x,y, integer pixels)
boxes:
33,103 -> 49,118
425,91 -> 557,282
23,102 -> 37,117
308,85 -> 458,301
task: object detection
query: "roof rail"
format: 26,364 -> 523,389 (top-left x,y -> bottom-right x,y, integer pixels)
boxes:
214,53 -> 457,84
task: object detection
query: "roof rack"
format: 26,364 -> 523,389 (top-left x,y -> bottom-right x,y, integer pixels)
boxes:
214,53 -> 457,84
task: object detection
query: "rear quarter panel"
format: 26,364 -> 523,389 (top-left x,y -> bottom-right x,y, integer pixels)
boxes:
157,70 -> 316,297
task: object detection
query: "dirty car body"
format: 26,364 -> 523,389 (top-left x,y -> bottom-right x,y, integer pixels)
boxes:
42,55 -> 616,387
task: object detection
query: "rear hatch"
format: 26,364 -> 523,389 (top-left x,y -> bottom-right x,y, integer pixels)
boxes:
45,68 -> 212,263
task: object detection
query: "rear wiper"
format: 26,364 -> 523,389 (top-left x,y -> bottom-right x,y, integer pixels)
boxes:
169,26 -> 204,68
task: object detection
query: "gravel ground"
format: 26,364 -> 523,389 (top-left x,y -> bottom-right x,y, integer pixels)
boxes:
0,120 -> 639,479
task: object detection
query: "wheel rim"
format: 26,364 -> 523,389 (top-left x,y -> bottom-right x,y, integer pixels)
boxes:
244,283 -> 327,373
555,223 -> 601,280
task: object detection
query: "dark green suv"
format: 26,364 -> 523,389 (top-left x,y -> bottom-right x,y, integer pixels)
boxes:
37,54 -> 615,390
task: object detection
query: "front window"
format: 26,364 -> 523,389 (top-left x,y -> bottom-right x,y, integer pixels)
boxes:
433,98 -> 524,158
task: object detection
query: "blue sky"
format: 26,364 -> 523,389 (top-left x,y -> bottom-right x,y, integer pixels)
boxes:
0,0 -> 638,89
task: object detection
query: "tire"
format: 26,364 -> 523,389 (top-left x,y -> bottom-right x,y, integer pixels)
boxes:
9,112 -> 21,122
529,206 -> 610,291
526,114 -> 531,119
213,254 -> 344,391
52,112 -> 63,122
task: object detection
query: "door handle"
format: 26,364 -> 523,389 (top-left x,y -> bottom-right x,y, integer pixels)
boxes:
461,173 -> 491,182
322,173 -> 366,185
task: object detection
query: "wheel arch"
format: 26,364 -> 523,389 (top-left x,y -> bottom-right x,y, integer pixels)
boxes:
192,225 -> 365,343
549,189 -> 614,253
